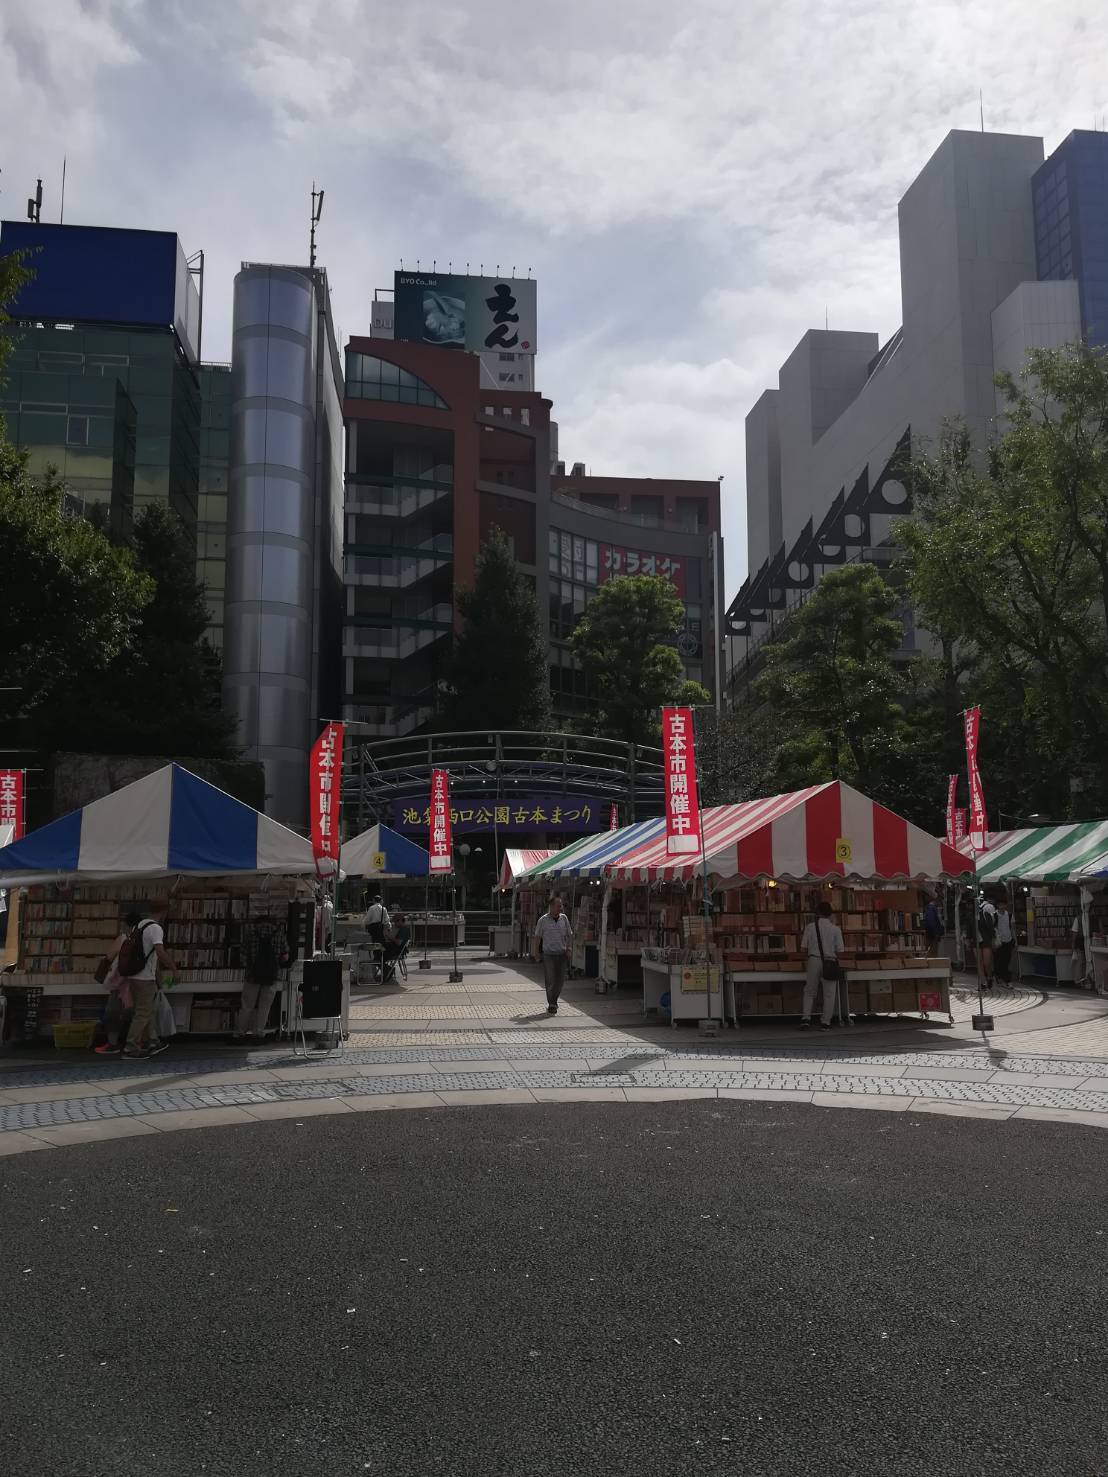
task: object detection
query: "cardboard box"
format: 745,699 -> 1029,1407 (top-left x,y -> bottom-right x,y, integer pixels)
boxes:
781,984 -> 805,1014
892,984 -> 918,1013
848,983 -> 869,1012
869,984 -> 894,1013
756,993 -> 783,1014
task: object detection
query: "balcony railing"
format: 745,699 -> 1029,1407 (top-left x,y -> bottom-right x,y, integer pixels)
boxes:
551,490 -> 703,533
343,605 -> 452,660
344,536 -> 453,588
345,481 -> 451,519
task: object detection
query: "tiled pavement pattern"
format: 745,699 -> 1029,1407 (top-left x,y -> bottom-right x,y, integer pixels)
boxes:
5,952 -> 1108,1153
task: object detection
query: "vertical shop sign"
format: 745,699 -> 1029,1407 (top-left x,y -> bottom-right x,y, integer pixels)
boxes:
0,770 -> 24,839
963,707 -> 987,850
609,803 -> 619,832
309,723 -> 344,870
429,769 -> 453,873
662,707 -> 702,855
945,774 -> 959,846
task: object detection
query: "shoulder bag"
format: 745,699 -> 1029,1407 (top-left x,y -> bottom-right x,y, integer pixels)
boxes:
815,918 -> 840,982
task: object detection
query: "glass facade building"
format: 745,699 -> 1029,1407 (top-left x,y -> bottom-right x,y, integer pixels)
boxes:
0,322 -> 201,544
1033,129 -> 1108,346
197,364 -> 231,647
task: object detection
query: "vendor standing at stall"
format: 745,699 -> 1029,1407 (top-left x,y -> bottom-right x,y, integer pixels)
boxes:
800,900 -> 843,1029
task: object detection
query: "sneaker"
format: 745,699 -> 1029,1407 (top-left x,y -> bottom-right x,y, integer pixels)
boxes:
546,1004 -> 556,1015
147,1041 -> 169,1056
821,1022 -> 832,1030
94,1043 -> 121,1055
122,1049 -> 150,1060
800,1019 -> 811,1028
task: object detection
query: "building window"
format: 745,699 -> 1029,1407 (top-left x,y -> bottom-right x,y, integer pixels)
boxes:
344,352 -> 447,408
66,414 -> 89,445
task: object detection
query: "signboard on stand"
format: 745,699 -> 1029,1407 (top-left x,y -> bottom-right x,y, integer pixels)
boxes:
429,769 -> 453,873
662,707 -> 702,855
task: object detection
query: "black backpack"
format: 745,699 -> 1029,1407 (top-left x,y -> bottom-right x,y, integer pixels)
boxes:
978,905 -> 997,947
117,921 -> 155,978
250,932 -> 279,986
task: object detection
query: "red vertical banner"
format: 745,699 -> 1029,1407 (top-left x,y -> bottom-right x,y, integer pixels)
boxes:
963,707 -> 987,849
309,723 -> 344,871
945,774 -> 959,846
662,706 -> 702,855
954,809 -> 967,843
609,803 -> 619,832
0,769 -> 25,840
429,769 -> 453,873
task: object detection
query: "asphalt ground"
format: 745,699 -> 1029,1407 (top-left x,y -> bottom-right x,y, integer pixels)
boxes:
2,1101 -> 1107,1477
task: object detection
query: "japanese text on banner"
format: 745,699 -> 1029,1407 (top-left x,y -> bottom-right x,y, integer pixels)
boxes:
945,774 -> 959,847
429,768 -> 453,873
963,707 -> 987,850
662,706 -> 702,855
309,723 -> 344,867
0,769 -> 24,840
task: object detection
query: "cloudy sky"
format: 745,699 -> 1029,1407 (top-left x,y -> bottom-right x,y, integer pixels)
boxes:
2,0 -> 1104,590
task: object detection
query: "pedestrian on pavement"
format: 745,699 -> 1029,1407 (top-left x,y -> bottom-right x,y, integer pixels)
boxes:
923,893 -> 945,957
800,900 -> 844,1029
532,895 -> 573,1015
993,891 -> 1015,987
94,910 -> 140,1056
977,892 -> 998,993
118,900 -> 177,1060
365,893 -> 402,982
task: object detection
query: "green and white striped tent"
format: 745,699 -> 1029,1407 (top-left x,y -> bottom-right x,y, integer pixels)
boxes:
969,821 -> 1108,884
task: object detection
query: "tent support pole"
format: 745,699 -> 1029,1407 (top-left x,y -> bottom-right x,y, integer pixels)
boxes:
419,870 -> 431,970
448,881 -> 463,983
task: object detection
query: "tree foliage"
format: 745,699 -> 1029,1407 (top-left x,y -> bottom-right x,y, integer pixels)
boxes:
900,343 -> 1108,815
30,502 -> 237,758
0,438 -> 152,730
572,574 -> 710,746
755,564 -> 907,794
442,526 -> 551,731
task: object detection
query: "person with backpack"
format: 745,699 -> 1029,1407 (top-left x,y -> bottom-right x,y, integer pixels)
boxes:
234,920 -> 287,1042
117,901 -> 177,1060
977,893 -> 998,993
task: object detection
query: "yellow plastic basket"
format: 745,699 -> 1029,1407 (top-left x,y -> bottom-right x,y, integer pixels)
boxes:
52,1021 -> 97,1049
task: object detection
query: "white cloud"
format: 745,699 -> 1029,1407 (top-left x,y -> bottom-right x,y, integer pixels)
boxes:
2,0 -> 1106,594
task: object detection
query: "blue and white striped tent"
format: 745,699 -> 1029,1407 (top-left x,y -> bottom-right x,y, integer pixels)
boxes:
0,764 -> 316,885
341,823 -> 429,879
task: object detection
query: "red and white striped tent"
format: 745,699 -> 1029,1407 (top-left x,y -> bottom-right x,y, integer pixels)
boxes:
498,848 -> 556,888
609,782 -> 971,883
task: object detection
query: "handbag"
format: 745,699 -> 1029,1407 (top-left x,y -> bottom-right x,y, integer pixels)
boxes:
815,918 -> 840,982
154,988 -> 177,1039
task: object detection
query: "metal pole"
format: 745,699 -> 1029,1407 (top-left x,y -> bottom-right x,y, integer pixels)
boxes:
419,870 -> 431,970
448,881 -> 463,983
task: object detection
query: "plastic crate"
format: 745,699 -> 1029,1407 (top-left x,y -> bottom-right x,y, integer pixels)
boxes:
53,1020 -> 97,1049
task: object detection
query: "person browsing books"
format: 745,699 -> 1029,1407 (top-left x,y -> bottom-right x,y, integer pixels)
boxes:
800,901 -> 844,1029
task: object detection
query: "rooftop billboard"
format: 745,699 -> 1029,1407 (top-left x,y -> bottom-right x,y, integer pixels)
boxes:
393,271 -> 536,355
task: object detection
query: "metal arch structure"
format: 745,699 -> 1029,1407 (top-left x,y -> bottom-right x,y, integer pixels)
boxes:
341,730 -> 665,834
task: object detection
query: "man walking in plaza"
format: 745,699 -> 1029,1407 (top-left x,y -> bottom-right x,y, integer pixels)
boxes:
532,895 -> 573,1015
800,899 -> 844,1029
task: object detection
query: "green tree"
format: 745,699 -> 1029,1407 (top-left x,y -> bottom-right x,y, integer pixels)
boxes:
756,564 -> 907,794
900,345 -> 1108,815
31,502 -> 237,757
0,438 -> 152,732
572,574 -> 710,745
0,249 -> 31,384
442,526 -> 551,731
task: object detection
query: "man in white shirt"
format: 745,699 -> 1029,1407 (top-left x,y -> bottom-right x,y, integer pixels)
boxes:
993,895 -> 1015,986
120,901 -> 177,1059
800,901 -> 844,1029
532,896 -> 574,1015
365,894 -> 401,982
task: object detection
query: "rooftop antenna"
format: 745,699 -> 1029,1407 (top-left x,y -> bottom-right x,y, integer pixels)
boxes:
825,306 -> 829,330
979,89 -> 984,132
309,183 -> 324,269
27,178 -> 42,223
60,155 -> 66,224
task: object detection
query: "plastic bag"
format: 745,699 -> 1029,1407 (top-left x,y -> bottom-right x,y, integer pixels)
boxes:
154,988 -> 177,1039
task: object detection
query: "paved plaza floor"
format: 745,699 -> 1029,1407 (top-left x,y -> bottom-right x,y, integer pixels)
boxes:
4,951 -> 1108,1153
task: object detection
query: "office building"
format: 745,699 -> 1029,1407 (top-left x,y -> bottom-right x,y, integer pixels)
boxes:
222,263 -> 345,827
0,221 -> 202,544
343,275 -> 722,735
197,364 -> 231,648
730,127 -> 1108,680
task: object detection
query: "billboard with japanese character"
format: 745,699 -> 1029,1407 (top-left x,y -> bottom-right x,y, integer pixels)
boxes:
598,544 -> 687,598
393,272 -> 537,355
393,795 -> 601,835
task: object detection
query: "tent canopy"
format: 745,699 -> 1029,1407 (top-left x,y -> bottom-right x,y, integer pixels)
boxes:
499,849 -> 555,888
525,783 -> 970,885
341,823 -> 429,879
0,764 -> 316,885
967,821 -> 1108,884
